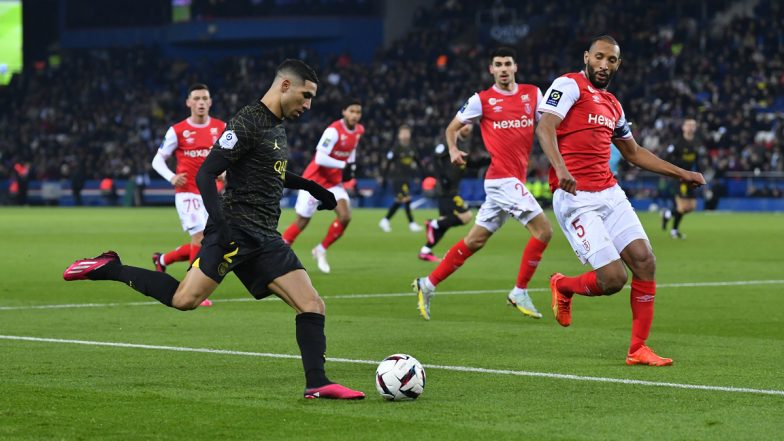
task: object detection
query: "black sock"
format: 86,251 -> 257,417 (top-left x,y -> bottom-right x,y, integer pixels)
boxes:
385,202 -> 400,220
439,213 -> 462,229
296,312 -> 331,389
115,265 -> 179,307
673,210 -> 684,230
404,201 -> 414,223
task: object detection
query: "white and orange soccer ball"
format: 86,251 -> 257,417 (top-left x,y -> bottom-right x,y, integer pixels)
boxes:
375,354 -> 426,400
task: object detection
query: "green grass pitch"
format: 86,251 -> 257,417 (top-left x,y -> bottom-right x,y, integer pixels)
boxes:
1,207 -> 782,440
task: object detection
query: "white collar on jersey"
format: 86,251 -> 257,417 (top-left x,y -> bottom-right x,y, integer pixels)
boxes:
186,116 -> 212,128
491,83 -> 519,96
340,118 -> 358,133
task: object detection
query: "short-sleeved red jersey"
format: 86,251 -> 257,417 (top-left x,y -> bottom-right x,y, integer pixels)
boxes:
159,117 -> 226,194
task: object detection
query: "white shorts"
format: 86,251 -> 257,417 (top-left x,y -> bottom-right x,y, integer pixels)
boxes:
475,178 -> 544,233
552,184 -> 649,269
175,192 -> 208,236
294,185 -> 350,218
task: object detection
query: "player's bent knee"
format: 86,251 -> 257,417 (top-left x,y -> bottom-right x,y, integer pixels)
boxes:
300,295 -> 325,314
171,295 -> 202,311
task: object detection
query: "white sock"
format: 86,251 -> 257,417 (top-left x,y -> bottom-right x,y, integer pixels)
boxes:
511,286 -> 527,296
315,244 -> 326,253
159,254 -> 167,266
431,220 -> 439,229
423,277 -> 436,291
420,246 -> 431,254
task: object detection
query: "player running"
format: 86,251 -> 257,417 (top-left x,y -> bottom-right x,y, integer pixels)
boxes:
661,118 -> 701,239
379,124 -> 424,233
64,59 -> 365,399
418,124 -> 474,262
537,35 -> 705,366
150,84 -> 225,309
281,99 -> 364,274
412,47 -> 553,321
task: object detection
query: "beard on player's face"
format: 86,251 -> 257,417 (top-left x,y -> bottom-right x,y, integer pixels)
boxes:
585,63 -> 613,89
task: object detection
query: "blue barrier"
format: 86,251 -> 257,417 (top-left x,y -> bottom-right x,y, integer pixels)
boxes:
2,178 -> 783,212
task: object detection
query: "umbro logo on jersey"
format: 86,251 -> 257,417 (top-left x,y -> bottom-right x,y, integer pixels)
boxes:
546,90 -> 563,106
593,95 -> 601,103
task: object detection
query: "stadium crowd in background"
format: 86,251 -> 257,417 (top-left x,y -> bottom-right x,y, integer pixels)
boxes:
0,0 -> 782,205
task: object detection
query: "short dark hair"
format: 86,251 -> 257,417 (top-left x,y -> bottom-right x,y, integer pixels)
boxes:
588,35 -> 620,52
490,47 -> 516,63
342,98 -> 361,110
276,59 -> 319,85
188,83 -> 209,95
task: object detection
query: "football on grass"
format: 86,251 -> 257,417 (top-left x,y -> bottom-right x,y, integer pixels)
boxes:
375,354 -> 426,400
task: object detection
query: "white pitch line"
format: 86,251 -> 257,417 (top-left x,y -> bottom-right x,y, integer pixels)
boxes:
1,279 -> 783,312
1,334 -> 782,397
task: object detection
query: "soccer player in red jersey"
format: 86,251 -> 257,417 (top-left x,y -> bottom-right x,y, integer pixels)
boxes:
150,84 -> 226,303
412,47 -> 553,321
537,36 -> 705,366
281,99 -> 364,274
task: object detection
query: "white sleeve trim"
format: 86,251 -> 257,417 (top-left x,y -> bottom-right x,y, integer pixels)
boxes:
535,87 -> 544,122
157,126 -> 178,158
151,151 -> 176,183
537,76 -> 580,120
315,126 -> 340,156
456,93 -> 482,124
315,150 -> 347,169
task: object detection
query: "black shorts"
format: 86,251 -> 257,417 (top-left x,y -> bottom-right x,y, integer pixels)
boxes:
438,195 -> 469,217
194,232 -> 304,300
392,179 -> 411,198
677,183 -> 697,199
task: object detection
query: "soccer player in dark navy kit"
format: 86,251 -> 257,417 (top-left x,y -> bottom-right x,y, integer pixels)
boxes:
64,59 -> 365,400
418,124 -> 474,262
661,118 -> 700,239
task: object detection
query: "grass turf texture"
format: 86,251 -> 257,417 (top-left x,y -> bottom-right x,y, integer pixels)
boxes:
1,207 -> 782,440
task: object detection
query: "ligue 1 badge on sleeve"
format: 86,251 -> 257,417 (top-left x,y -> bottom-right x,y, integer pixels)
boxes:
219,130 -> 238,150
546,90 -> 563,107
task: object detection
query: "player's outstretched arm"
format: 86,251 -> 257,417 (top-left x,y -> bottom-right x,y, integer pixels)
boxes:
445,117 -> 469,166
614,137 -> 706,187
536,112 -> 577,195
284,172 -> 337,210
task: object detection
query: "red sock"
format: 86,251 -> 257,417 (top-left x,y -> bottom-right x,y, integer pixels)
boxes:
556,270 -> 601,296
321,220 -> 346,249
428,239 -> 474,286
162,244 -> 191,265
629,278 -> 656,353
282,223 -> 302,245
189,244 -> 201,263
515,236 -> 548,289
